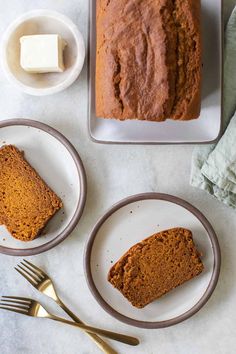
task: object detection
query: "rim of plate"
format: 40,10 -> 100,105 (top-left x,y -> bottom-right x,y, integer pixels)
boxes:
0,118 -> 87,256
84,193 -> 221,329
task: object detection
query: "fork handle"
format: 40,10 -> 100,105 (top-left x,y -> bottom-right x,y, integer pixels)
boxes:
50,315 -> 139,346
57,299 -> 118,354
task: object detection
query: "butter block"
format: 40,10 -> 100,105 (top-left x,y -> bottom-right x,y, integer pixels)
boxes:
20,34 -> 67,73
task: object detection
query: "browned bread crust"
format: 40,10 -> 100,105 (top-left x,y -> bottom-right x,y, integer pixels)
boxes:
96,0 -> 201,121
108,228 -> 204,308
0,145 -> 62,241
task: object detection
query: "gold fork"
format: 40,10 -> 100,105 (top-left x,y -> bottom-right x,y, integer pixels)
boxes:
14,260 -> 139,352
0,296 -> 139,347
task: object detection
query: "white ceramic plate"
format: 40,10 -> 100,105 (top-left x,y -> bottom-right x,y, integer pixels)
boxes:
88,0 -> 222,144
0,119 -> 86,256
85,193 -> 221,328
2,10 -> 85,96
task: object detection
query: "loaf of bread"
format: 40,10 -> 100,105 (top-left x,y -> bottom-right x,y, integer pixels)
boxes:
96,0 -> 201,121
0,145 -> 62,241
108,228 -> 204,308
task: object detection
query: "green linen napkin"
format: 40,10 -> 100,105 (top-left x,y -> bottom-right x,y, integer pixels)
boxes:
190,6 -> 236,208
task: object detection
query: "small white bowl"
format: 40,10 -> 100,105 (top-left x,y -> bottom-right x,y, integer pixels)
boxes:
1,10 -> 85,96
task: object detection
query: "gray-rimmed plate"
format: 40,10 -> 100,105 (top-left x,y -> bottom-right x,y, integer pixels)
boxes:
0,119 -> 86,256
88,0 -> 222,144
85,193 -> 221,328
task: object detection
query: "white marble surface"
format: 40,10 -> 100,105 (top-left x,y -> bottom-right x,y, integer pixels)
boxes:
0,1 -> 236,353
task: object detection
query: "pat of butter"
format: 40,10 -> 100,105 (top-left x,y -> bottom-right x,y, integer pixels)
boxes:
20,34 -> 67,73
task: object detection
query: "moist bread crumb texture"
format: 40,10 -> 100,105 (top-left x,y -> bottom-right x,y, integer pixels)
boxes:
108,228 -> 204,308
0,145 -> 62,242
96,0 -> 201,121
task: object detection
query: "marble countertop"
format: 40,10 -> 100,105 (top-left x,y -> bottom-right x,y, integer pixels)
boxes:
0,1 -> 236,353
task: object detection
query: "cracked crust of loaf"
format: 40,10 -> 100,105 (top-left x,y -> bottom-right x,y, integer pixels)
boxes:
108,228 -> 204,308
0,145 -> 62,242
96,0 -> 201,121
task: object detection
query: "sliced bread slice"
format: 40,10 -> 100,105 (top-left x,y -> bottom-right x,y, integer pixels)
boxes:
108,228 -> 204,308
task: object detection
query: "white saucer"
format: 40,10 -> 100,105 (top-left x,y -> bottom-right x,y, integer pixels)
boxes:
0,119 -> 86,256
85,193 -> 221,328
2,10 -> 85,96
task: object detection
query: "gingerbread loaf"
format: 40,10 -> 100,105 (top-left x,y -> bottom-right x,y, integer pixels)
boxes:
96,0 -> 202,121
0,145 -> 62,241
108,228 -> 204,308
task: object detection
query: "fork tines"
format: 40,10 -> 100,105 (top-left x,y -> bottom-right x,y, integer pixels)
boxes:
15,259 -> 46,287
0,296 -> 31,315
